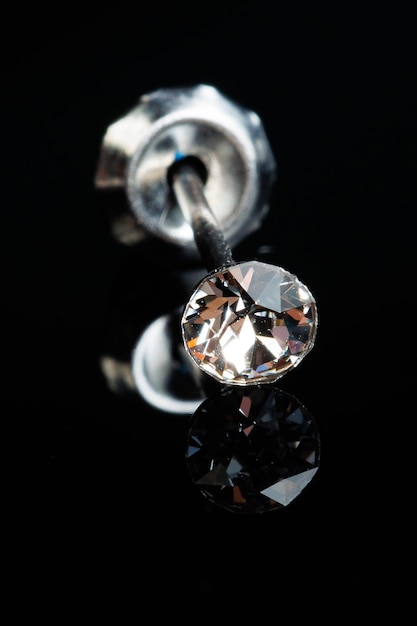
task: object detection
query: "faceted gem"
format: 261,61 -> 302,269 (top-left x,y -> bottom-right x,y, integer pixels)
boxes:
185,386 -> 320,513
181,261 -> 318,386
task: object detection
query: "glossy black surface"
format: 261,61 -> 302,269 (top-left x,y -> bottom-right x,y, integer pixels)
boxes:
1,3 -> 413,615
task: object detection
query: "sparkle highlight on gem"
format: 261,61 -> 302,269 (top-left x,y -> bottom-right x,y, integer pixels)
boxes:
181,260 -> 318,385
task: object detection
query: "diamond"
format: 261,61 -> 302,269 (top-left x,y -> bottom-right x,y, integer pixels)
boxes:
181,260 -> 318,385
186,387 -> 320,513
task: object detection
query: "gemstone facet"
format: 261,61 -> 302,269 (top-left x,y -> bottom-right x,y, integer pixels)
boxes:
186,386 -> 320,513
181,260 -> 318,386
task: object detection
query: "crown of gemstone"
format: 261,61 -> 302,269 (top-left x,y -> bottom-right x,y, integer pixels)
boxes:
181,260 -> 318,385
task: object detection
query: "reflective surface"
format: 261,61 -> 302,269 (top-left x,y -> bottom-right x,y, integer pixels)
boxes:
2,11 -> 411,606
186,386 -> 320,513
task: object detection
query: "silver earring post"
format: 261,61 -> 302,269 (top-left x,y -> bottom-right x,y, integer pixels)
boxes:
169,157 -> 234,271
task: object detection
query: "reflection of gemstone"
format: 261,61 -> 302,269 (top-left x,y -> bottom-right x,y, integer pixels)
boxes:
186,387 -> 320,513
181,261 -> 318,386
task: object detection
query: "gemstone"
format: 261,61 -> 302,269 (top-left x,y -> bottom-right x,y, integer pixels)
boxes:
181,260 -> 318,386
186,386 -> 320,513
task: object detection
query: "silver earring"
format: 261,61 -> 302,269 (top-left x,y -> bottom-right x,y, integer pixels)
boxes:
96,84 -> 321,513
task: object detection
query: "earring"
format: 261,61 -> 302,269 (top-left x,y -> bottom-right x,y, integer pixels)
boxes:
171,157 -> 318,387
96,84 -> 321,513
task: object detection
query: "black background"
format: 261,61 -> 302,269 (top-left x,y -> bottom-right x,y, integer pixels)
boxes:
1,2 -> 415,615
